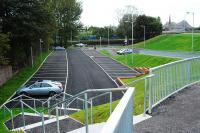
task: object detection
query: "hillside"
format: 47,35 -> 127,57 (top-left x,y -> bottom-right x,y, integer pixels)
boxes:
133,33 -> 200,52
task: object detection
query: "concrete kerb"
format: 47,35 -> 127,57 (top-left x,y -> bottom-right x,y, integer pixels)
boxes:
0,51 -> 53,109
81,50 -> 119,87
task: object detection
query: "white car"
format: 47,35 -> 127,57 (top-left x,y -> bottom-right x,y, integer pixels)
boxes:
116,48 -> 133,55
75,43 -> 87,47
16,80 -> 63,96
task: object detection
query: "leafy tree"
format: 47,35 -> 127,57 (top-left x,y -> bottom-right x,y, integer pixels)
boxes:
1,0 -> 56,67
134,15 -> 162,40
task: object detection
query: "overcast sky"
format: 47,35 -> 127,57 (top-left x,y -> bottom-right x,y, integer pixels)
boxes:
80,0 -> 200,27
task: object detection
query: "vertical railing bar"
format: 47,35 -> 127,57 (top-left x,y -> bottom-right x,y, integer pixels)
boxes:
109,91 -> 112,115
11,110 -> 14,130
90,99 -> 93,124
84,93 -> 89,133
20,97 -> 26,129
41,112 -> 46,133
143,77 -> 147,115
149,70 -> 153,114
33,99 -> 36,113
56,106 -> 60,133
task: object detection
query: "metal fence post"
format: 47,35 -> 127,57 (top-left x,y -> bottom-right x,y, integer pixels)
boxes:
143,77 -> 147,116
109,91 -> 112,115
149,71 -> 153,114
90,99 -> 93,124
3,106 -> 6,122
11,110 -> 14,129
41,113 -> 46,133
20,97 -> 26,129
84,93 -> 89,133
56,106 -> 60,133
33,99 -> 36,113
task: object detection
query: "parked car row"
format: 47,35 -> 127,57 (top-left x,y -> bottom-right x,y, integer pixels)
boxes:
16,80 -> 63,96
116,48 -> 133,55
74,43 -> 87,47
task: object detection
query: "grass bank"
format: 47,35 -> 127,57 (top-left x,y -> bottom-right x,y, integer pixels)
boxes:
0,51 -> 51,107
133,33 -> 200,52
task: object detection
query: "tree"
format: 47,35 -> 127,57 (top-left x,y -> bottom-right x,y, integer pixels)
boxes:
134,15 -> 162,40
1,0 -> 56,67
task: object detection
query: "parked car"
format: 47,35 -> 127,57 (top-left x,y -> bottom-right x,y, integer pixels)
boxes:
116,48 -> 133,55
16,80 -> 63,96
75,43 -> 87,47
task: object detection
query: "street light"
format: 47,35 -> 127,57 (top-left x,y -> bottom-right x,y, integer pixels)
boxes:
108,27 -> 110,47
39,39 -> 43,61
186,12 -> 194,51
124,13 -> 134,64
141,25 -> 146,48
100,36 -> 102,48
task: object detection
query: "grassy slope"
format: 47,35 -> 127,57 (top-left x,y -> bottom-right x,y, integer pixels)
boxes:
113,54 -> 178,68
71,51 -> 178,124
0,51 -> 50,133
134,33 -> 200,52
0,51 -> 51,106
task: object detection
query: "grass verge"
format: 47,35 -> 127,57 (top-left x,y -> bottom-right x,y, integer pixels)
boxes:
133,33 -> 200,52
0,51 -> 51,107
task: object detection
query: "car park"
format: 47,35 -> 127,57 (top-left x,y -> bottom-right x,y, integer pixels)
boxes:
75,43 -> 87,47
116,48 -> 133,55
16,80 -> 63,96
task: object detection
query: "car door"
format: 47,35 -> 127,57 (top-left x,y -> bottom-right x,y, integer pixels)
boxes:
40,83 -> 52,95
28,83 -> 41,95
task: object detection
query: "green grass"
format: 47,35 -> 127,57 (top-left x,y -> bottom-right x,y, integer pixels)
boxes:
0,51 -> 51,107
99,50 -> 111,56
133,33 -> 200,52
113,54 -> 178,68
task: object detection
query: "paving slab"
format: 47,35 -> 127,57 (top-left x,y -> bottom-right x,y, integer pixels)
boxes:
135,83 -> 200,133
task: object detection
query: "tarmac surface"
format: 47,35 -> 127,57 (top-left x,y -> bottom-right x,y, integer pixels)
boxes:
82,49 -> 140,80
66,49 -> 122,106
135,83 -> 200,133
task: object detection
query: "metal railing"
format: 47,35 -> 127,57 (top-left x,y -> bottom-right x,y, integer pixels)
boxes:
148,56 -> 200,113
101,88 -> 134,133
2,95 -> 45,131
44,88 -> 129,133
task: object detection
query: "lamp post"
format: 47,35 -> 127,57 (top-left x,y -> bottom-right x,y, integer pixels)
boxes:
108,27 -> 110,47
186,12 -> 194,51
39,39 -> 43,61
100,36 -> 102,48
125,13 -> 134,64
141,25 -> 146,48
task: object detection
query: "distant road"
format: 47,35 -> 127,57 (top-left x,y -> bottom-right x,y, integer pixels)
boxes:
138,49 -> 200,59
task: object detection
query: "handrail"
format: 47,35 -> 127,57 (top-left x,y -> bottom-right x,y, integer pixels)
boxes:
123,74 -> 154,87
21,101 -> 40,115
44,88 -> 128,111
89,92 -> 109,101
4,94 -> 44,106
151,56 -> 200,71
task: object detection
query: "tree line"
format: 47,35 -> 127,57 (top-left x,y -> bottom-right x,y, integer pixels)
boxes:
0,0 -> 82,68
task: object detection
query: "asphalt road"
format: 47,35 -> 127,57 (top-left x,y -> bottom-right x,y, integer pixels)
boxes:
135,83 -> 200,133
66,49 -> 121,106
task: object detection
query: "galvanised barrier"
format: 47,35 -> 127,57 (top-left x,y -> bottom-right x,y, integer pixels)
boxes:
148,56 -> 200,113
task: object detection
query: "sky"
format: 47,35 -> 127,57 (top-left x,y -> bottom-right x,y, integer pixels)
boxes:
80,0 -> 200,27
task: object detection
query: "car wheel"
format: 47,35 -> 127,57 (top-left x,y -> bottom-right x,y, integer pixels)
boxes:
20,92 -> 28,96
49,91 -> 56,97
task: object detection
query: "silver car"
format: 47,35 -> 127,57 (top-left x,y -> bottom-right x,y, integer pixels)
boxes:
16,80 -> 63,96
